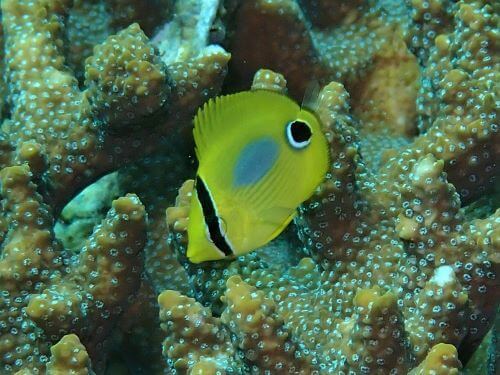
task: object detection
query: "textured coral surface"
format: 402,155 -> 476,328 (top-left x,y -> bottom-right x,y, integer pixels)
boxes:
0,0 -> 498,374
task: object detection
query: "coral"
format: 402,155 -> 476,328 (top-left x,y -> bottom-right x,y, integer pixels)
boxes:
158,289 -> 237,372
0,0 -> 228,212
409,343 -> 462,374
225,0 -> 409,97
0,0 -> 229,372
298,0 -> 365,28
45,334 -> 93,375
338,288 -> 410,374
105,0 -> 173,37
0,164 -> 146,373
65,0 -> 112,82
158,276 -> 313,373
407,0 -> 457,62
220,276 -> 313,373
410,1 -> 499,201
0,166 -> 145,371
84,23 -> 169,128
0,0 -> 498,373
405,265 -> 469,361
26,193 -> 146,353
64,0 -> 173,81
350,33 -> 421,138
166,55 -> 497,375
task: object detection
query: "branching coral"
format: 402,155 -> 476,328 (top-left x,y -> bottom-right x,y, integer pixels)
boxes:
0,0 -> 228,212
225,0 -> 409,97
0,0 -> 229,373
409,343 -> 462,374
45,334 -> 93,375
0,164 -> 146,373
0,0 -> 498,374
84,23 -> 170,128
158,275 -> 314,373
162,0 -> 498,370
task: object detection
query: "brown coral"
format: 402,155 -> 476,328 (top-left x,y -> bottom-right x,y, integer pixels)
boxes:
0,163 -> 147,373
158,276 -> 313,373
1,0 -> 229,212
226,0 -> 404,98
84,23 -> 169,128
0,0 -> 498,373
165,58 -> 498,372
45,334 -> 93,375
221,276 -> 313,374
158,289 -> 237,372
0,0 -> 230,373
338,288 -> 410,374
409,343 -> 462,375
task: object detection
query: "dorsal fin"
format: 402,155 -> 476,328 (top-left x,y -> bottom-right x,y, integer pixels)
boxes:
301,81 -> 320,113
193,90 -> 297,162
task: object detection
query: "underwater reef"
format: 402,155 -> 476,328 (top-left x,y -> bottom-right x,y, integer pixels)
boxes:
0,0 -> 498,374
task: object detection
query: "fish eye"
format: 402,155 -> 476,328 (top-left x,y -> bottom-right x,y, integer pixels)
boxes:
286,120 -> 312,149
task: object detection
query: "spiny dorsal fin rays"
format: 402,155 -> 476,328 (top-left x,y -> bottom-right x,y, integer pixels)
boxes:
193,96 -> 220,160
194,91 -> 292,162
193,94 -> 224,160
301,80 -> 320,113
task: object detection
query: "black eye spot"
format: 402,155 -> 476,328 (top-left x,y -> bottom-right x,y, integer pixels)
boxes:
286,120 -> 312,149
291,121 -> 312,141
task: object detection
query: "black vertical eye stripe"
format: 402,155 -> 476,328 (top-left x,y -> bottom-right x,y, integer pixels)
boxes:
195,176 -> 233,256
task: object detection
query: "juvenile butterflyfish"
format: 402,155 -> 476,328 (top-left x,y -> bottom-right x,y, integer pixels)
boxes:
186,89 -> 329,263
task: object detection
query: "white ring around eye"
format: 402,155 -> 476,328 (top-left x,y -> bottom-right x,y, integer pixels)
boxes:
286,120 -> 312,149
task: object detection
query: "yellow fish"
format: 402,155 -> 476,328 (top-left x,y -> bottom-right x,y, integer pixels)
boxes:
186,90 -> 329,263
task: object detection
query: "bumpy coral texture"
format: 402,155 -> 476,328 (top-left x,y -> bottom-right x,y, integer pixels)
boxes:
0,0 -> 228,373
0,0 -> 498,374
163,0 -> 498,373
45,334 -> 93,375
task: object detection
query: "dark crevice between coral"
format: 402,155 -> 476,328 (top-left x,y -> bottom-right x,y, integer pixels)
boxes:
216,0 -> 244,51
460,185 -> 500,222
94,94 -> 174,137
460,314 -> 498,370
461,310 -> 498,374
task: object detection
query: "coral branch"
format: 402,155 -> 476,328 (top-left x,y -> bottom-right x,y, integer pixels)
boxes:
406,265 -> 469,362
409,343 -> 462,375
0,165 -> 61,292
45,334 -> 93,375
27,194 -> 146,368
158,290 -> 237,372
221,276 -> 314,373
84,23 -> 169,128
0,0 -> 497,373
338,288 -> 410,374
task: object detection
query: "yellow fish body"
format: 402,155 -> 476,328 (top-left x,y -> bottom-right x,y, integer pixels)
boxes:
187,90 -> 329,263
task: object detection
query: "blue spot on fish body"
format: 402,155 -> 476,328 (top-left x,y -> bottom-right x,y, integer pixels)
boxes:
233,137 -> 279,186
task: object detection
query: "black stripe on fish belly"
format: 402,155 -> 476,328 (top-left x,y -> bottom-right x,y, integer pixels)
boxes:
195,176 -> 233,257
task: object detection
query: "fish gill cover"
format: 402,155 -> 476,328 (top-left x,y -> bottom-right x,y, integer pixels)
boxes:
0,0 -> 498,374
